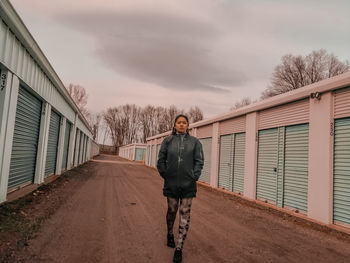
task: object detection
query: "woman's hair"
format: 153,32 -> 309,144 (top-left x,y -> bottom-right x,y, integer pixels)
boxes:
172,114 -> 190,135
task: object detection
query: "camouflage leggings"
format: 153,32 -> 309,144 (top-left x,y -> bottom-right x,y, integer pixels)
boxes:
166,197 -> 193,250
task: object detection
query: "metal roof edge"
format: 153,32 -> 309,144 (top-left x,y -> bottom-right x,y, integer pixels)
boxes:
0,0 -> 92,134
146,71 -> 350,141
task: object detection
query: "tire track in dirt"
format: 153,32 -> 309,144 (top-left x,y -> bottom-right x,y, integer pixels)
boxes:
8,155 -> 350,263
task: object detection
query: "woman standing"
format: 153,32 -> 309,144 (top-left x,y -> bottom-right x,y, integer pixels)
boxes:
157,114 -> 204,263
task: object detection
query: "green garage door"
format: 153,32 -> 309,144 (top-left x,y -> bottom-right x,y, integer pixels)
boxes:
257,124 -> 309,210
257,128 -> 279,204
78,133 -> 84,164
199,138 -> 212,184
73,129 -> 79,165
284,124 -> 309,212
151,145 -> 155,166
45,110 -> 60,176
135,148 -> 145,161
8,86 -> 42,189
233,133 -> 246,193
61,121 -> 71,170
334,117 -> 350,225
147,146 -> 150,165
219,134 -> 233,190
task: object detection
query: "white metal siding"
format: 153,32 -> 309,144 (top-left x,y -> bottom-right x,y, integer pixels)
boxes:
197,125 -> 212,139
334,87 -> 350,118
258,99 -> 309,130
219,116 -> 246,135
0,18 -> 76,123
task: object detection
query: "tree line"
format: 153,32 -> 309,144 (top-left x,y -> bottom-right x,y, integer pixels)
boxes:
68,49 -> 349,150
65,87 -> 203,150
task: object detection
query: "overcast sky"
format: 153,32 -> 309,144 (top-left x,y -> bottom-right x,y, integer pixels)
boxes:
10,0 -> 350,118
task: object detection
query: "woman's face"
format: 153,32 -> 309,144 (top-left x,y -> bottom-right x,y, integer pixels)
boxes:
175,117 -> 188,133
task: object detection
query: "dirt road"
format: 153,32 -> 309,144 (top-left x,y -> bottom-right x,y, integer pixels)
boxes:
7,154 -> 350,262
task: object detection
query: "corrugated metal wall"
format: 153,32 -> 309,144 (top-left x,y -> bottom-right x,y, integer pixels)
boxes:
258,99 -> 309,130
219,116 -> 246,135
197,124 -> 212,139
334,87 -> 350,118
0,18 -> 76,123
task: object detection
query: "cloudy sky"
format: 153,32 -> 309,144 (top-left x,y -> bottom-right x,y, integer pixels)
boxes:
10,0 -> 350,118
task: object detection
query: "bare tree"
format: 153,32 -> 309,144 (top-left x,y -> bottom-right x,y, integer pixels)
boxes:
86,113 -> 101,141
187,106 -> 203,123
103,104 -> 205,146
230,97 -> 253,110
66,84 -> 89,117
261,49 -> 349,99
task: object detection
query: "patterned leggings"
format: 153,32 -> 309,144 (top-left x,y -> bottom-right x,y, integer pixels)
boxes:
166,197 -> 193,250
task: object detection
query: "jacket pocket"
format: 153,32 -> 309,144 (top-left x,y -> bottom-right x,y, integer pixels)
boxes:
189,169 -> 196,181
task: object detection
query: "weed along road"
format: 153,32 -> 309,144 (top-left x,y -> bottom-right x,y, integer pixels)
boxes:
6,154 -> 350,263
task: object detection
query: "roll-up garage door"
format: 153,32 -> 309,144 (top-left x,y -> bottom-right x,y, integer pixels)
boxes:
135,148 -> 145,161
8,86 -> 42,189
333,117 -> 350,225
45,110 -> 60,176
257,128 -> 278,204
219,134 -> 233,190
284,124 -> 309,212
233,133 -> 246,193
151,145 -> 155,166
199,138 -> 212,184
73,129 -> 79,165
147,146 -> 150,164
78,133 -> 84,164
82,135 -> 86,162
62,121 -> 71,170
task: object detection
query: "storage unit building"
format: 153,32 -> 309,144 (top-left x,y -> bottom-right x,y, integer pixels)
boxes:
119,143 -> 147,162
0,1 -> 97,203
145,72 -> 350,231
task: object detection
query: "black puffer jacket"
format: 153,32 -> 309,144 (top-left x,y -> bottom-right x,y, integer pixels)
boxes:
157,133 -> 204,198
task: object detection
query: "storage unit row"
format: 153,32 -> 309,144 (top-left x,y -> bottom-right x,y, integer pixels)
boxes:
146,75 -> 350,229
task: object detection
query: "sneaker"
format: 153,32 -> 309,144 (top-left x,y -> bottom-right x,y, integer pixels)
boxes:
173,248 -> 182,263
167,234 -> 175,248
